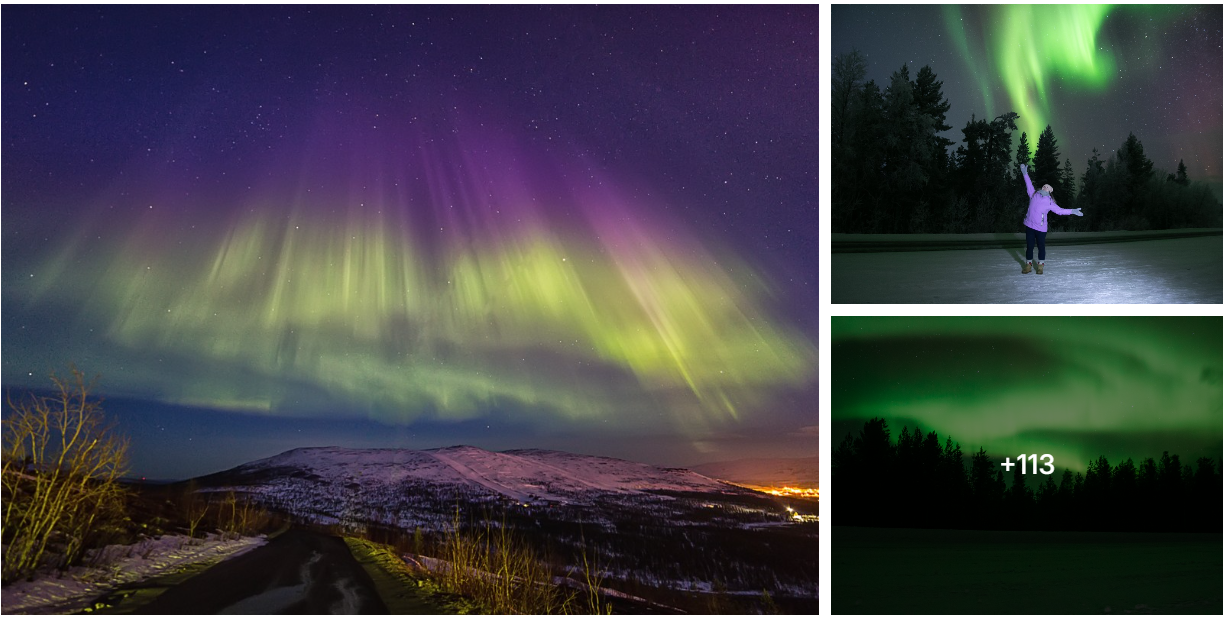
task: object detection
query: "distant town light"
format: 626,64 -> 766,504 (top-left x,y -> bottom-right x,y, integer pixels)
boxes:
743,484 -> 819,499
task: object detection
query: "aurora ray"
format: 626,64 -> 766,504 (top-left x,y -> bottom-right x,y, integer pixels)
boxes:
2,5 -> 817,473
7,113 -> 815,433
834,3 -> 1223,199
943,4 -> 1115,139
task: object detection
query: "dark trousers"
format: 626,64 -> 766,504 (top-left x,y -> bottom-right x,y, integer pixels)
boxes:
1025,227 -> 1046,261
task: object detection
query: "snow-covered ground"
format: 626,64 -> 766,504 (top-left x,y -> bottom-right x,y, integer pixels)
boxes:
833,234 -> 1222,303
1,533 -> 266,615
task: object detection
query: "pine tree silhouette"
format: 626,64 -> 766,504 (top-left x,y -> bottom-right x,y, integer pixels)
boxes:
833,418 -> 1221,532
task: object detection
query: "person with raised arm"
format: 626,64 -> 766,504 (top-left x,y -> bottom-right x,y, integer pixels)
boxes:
1020,163 -> 1082,274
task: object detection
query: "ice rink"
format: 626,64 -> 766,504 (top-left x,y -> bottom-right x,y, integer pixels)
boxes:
832,233 -> 1222,304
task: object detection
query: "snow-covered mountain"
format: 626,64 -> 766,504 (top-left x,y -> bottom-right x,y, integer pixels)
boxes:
190,445 -> 814,603
205,445 -> 737,505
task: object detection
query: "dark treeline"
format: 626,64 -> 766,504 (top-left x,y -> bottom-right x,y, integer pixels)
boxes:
833,418 -> 1222,533
832,50 -> 1223,233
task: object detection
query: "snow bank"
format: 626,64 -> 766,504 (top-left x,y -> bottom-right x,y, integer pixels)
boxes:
1,533 -> 266,615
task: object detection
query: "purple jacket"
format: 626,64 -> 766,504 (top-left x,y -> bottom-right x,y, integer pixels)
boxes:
1022,168 -> 1076,232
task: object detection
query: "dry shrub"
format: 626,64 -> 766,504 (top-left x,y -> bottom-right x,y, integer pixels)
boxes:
1,368 -> 128,582
435,509 -> 609,614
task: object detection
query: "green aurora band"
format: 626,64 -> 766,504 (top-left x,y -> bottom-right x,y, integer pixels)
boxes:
12,183 -> 814,433
944,4 -> 1115,139
833,317 -> 1222,473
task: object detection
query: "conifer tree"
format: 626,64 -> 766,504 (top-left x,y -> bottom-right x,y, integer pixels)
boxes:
1175,159 -> 1189,185
912,65 -> 954,171
1059,158 -> 1077,212
1061,158 -> 1075,199
1014,131 -> 1031,184
1032,125 -> 1062,198
1118,133 -> 1155,186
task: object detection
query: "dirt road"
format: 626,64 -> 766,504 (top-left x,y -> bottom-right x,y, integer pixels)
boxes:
131,530 -> 388,614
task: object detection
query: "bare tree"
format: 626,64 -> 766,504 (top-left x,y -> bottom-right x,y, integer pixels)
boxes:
2,367 -> 129,582
181,481 -> 210,543
220,490 -> 238,540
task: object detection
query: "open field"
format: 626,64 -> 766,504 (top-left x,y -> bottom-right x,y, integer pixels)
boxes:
832,526 -> 1223,614
832,232 -> 1222,303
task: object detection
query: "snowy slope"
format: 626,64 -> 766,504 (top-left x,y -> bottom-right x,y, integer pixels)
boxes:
218,445 -> 734,504
189,447 -> 810,604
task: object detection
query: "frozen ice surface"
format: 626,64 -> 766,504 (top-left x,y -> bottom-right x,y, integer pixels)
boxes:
833,234 -> 1222,303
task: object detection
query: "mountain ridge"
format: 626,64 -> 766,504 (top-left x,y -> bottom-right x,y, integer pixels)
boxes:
197,444 -> 741,506
184,443 -> 816,606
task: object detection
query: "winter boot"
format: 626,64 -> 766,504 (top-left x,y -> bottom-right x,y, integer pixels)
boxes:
1036,262 -> 1044,275
1022,261 -> 1032,274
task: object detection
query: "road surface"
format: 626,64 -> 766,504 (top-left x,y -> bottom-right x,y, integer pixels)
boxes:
833,235 -> 1222,303
129,530 -> 389,614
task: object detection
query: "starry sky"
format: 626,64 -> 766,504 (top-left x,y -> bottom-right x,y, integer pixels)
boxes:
833,4 -> 1222,197
832,317 -> 1223,475
1,5 -> 817,479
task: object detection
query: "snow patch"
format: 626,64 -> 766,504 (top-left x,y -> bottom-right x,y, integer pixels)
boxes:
1,533 -> 266,615
428,449 -> 537,502
217,550 -> 320,614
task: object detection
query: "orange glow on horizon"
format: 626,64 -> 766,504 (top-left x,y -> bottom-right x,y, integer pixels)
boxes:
746,484 -> 819,499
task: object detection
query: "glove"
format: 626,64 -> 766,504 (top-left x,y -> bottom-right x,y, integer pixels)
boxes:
1072,208 -> 1083,217
1021,164 -> 1027,174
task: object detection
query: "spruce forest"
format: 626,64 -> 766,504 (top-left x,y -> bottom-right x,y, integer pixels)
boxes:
831,51 -> 1223,234
833,418 -> 1223,533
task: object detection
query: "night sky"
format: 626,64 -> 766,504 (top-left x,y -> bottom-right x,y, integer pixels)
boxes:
1,6 -> 817,479
833,4 -> 1222,197
833,317 -> 1223,475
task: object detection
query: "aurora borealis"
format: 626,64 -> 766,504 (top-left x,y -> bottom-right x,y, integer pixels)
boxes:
833,317 -> 1223,474
834,4 -> 1222,194
2,6 -> 817,477
944,4 -> 1115,141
